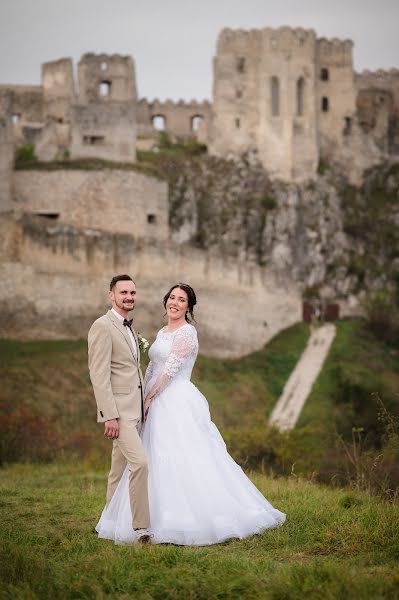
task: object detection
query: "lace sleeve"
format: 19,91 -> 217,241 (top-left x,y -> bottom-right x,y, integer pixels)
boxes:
143,360 -> 155,396
145,325 -> 197,399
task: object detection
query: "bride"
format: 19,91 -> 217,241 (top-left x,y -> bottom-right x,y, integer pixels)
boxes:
96,283 -> 286,545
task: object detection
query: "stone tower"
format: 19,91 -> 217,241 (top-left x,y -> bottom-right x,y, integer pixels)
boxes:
210,27 -> 319,181
70,53 -> 137,162
316,38 -> 356,162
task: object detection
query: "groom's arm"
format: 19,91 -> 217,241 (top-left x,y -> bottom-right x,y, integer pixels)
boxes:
88,320 -> 120,422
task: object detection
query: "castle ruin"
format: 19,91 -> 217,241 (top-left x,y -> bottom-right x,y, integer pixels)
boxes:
0,28 -> 398,184
0,26 -> 397,355
210,27 -> 399,181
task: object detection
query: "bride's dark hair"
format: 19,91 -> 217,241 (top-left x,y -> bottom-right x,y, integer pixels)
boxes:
163,283 -> 197,323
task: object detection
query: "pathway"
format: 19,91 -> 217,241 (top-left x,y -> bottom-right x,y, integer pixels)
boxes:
268,323 -> 336,431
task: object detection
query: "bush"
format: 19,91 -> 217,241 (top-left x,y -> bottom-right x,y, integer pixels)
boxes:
365,288 -> 399,346
16,143 -> 37,162
0,403 -> 58,465
261,195 -> 277,210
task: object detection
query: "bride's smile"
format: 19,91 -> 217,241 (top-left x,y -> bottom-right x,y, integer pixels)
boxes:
166,289 -> 188,324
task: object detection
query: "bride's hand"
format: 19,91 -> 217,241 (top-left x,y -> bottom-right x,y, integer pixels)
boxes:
144,396 -> 152,420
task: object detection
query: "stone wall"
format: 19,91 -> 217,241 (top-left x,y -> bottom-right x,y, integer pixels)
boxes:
12,169 -> 169,241
0,84 -> 44,124
0,212 -> 302,358
42,57 -> 75,123
70,103 -> 136,162
0,90 -> 14,211
136,99 -> 211,145
355,69 -> 399,155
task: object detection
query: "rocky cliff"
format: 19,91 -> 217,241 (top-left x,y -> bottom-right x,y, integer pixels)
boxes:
146,151 -> 399,310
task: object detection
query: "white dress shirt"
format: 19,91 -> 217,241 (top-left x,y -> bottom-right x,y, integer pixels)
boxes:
111,308 -> 138,359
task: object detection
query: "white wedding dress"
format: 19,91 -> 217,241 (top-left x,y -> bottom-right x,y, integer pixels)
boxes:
96,323 -> 285,545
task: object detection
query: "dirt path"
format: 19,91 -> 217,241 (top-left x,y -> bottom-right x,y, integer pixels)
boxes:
269,323 -> 337,431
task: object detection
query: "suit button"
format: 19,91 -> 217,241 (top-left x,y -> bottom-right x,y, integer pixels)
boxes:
138,384 -> 142,389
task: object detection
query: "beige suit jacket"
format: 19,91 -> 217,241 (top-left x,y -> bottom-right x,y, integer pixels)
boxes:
88,310 -> 144,423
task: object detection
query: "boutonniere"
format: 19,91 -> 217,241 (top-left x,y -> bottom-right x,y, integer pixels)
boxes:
137,333 -> 149,353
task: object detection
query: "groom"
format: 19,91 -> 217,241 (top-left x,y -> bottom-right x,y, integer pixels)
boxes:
88,274 -> 151,543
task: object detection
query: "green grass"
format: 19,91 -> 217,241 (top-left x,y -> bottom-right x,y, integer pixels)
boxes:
14,157 -> 164,181
299,319 -> 399,436
0,464 -> 398,599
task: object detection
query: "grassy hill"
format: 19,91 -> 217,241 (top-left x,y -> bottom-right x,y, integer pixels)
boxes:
0,463 -> 398,600
0,319 -> 398,495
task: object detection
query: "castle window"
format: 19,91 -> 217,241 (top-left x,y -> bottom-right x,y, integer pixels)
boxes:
36,212 -> 60,220
147,214 -> 157,224
270,38 -> 277,49
235,117 -> 240,128
320,68 -> 329,81
100,62 -> 108,71
191,115 -> 203,132
343,117 -> 352,135
321,97 -> 329,112
152,115 -> 166,130
236,57 -> 245,74
236,89 -> 243,99
271,76 -> 280,116
99,81 -> 111,97
296,77 -> 305,116
83,135 -> 105,145
11,114 -> 20,124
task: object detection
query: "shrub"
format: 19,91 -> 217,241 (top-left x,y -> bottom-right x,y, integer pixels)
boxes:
261,195 -> 277,210
16,143 -> 37,162
0,403 -> 58,465
365,288 -> 399,346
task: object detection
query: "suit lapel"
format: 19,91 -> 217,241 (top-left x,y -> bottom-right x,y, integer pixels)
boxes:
107,310 -> 137,363
132,328 -> 140,366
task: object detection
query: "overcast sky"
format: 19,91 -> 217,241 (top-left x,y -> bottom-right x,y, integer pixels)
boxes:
0,0 -> 398,101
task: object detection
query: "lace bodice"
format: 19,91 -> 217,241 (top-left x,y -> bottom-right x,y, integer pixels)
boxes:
144,323 -> 198,398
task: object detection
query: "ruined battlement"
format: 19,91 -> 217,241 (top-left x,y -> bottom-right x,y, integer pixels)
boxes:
136,98 -> 211,144
138,98 -> 211,110
216,26 -> 318,54
317,37 -> 353,66
355,68 -> 399,91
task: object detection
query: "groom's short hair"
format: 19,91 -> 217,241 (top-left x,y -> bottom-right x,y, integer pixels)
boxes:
110,274 -> 134,291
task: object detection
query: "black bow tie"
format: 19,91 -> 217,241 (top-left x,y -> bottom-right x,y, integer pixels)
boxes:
123,318 -> 133,329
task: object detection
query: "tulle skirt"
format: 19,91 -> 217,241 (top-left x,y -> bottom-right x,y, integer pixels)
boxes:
96,380 -> 286,545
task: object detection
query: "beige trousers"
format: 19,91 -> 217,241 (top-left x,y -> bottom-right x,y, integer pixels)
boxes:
106,419 -> 150,529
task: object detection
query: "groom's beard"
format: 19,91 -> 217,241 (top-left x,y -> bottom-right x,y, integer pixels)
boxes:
115,298 -> 135,312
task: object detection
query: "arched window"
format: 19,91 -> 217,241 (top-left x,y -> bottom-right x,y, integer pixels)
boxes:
152,115 -> 166,130
271,76 -> 280,116
191,115 -> 203,132
320,68 -> 329,81
296,77 -> 304,116
321,97 -> 329,112
99,81 -> 111,97
235,117 -> 240,128
100,62 -> 108,71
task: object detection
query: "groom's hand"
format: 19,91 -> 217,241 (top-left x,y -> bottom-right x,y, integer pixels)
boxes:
104,419 -> 119,439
